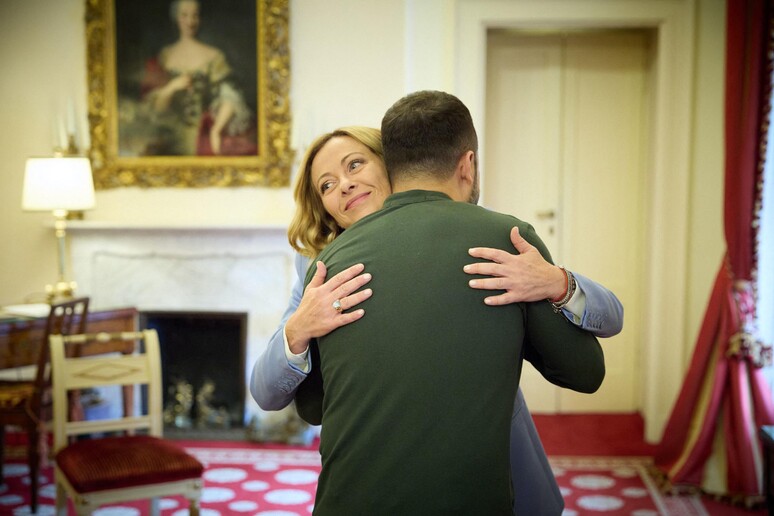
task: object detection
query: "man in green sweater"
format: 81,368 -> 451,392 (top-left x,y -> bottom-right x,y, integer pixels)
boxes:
296,90 -> 605,515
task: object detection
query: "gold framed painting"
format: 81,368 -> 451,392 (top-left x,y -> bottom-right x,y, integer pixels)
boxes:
85,0 -> 293,189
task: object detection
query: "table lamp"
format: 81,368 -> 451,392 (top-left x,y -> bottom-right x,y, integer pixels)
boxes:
22,156 -> 95,302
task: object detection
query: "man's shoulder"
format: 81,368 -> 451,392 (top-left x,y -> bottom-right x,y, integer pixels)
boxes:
351,197 -> 538,241
455,202 -> 536,232
448,203 -> 548,253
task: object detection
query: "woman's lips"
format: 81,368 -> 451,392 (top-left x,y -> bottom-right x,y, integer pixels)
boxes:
346,192 -> 370,211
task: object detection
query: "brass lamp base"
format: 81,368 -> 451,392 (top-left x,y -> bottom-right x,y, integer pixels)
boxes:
45,280 -> 77,303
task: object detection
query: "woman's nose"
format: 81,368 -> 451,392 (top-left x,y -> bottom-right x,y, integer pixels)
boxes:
339,178 -> 357,193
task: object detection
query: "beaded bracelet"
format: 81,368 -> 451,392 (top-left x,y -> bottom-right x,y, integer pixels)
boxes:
549,267 -> 576,313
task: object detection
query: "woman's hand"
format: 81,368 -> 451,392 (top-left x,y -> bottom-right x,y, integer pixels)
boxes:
464,226 -> 566,305
166,74 -> 192,94
151,74 -> 191,112
284,261 -> 373,354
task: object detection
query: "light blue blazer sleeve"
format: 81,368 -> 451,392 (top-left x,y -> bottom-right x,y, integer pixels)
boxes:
249,253 -> 312,410
568,272 -> 624,338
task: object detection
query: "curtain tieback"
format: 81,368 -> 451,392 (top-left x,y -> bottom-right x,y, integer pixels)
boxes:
727,279 -> 772,367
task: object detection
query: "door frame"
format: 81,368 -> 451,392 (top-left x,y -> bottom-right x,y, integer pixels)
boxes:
408,0 -> 695,443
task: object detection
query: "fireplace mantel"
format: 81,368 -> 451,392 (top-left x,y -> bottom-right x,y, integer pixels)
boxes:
66,220 -> 288,233
68,220 -> 295,424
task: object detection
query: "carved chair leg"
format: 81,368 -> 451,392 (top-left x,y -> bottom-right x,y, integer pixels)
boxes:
56,482 -> 68,516
28,423 -> 41,514
75,496 -> 98,516
150,497 -> 160,516
0,424 -> 5,480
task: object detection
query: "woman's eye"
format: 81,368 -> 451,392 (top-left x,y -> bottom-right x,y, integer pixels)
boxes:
348,159 -> 363,172
320,181 -> 334,194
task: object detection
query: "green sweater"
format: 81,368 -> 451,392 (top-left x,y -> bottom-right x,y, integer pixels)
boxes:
297,190 -> 604,515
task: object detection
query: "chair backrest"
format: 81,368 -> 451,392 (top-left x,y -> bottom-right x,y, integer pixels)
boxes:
36,297 -> 90,389
49,330 -> 163,453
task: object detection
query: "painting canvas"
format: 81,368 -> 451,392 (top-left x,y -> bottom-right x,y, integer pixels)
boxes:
86,0 -> 292,188
115,0 -> 258,157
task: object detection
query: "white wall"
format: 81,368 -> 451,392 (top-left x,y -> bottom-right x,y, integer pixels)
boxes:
0,0 -> 92,305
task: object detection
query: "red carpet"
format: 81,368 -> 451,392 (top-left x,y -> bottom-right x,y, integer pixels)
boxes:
534,413 -> 766,515
0,439 -> 321,515
1,414 -> 768,514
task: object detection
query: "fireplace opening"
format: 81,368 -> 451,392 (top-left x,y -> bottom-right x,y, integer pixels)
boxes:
139,311 -> 247,432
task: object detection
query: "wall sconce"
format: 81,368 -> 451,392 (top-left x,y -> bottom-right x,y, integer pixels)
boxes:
22,156 -> 95,302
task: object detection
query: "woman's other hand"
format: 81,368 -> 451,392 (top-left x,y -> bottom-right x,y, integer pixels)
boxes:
284,261 -> 373,354
151,74 -> 191,112
464,226 -> 565,305
210,127 -> 222,155
167,73 -> 192,93
210,101 -> 235,155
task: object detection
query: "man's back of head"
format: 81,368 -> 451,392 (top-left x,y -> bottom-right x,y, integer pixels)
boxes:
381,90 -> 478,183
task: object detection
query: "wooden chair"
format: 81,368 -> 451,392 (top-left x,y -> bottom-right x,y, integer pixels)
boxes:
49,329 -> 203,515
0,296 -> 89,514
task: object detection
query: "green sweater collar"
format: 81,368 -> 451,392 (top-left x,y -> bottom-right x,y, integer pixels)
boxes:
383,190 -> 452,209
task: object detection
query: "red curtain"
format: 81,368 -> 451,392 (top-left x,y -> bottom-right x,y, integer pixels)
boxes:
654,0 -> 774,501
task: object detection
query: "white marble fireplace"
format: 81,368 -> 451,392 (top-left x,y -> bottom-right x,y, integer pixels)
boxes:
68,222 -> 296,424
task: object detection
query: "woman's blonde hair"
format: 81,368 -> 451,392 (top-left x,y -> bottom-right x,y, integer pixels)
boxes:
288,126 -> 384,258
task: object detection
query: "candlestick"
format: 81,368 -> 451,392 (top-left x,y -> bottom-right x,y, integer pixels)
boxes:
66,98 -> 76,136
58,116 -> 68,152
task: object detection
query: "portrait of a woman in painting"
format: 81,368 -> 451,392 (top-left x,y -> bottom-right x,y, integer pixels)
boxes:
115,0 -> 257,157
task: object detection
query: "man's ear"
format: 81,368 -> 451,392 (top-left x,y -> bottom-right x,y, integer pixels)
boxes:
456,150 -> 476,188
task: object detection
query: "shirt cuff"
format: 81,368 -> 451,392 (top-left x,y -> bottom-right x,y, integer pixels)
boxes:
283,326 -> 310,373
562,278 -> 587,326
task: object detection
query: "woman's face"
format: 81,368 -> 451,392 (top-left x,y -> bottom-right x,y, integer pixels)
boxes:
176,0 -> 200,38
311,136 -> 391,229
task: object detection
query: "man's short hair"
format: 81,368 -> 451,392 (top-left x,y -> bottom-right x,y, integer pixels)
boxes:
381,90 -> 478,182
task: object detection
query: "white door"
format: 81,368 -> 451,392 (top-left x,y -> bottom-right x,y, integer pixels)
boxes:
484,31 -> 649,413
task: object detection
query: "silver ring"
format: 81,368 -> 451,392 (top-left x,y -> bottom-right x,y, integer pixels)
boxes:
332,299 -> 343,312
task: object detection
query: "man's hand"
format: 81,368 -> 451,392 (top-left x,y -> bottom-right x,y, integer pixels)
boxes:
464,226 -> 566,305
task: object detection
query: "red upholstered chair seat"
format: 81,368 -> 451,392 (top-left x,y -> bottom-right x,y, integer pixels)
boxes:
55,435 -> 204,493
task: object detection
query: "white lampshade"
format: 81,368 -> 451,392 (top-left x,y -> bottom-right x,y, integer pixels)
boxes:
22,157 -> 95,211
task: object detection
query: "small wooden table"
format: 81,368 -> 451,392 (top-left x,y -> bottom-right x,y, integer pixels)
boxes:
0,307 -> 138,368
0,307 -> 139,420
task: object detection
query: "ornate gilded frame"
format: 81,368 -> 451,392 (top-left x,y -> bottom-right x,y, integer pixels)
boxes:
85,0 -> 292,189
